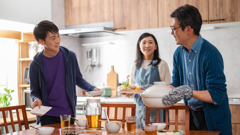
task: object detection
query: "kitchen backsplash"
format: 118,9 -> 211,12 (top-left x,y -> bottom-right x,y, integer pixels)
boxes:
60,22 -> 240,96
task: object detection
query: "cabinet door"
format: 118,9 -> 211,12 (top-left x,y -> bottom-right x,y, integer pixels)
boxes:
113,0 -> 158,31
222,0 -> 240,22
158,0 -> 208,28
65,0 -> 113,26
230,105 -> 240,135
209,0 -> 226,23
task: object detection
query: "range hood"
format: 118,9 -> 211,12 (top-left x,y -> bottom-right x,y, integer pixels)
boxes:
59,22 -> 120,38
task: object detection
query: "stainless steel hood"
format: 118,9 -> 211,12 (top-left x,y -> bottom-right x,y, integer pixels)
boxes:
59,22 -> 120,38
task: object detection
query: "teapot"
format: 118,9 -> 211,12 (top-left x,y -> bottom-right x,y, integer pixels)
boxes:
140,82 -> 172,108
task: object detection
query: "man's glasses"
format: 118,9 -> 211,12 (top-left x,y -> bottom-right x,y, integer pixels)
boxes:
170,26 -> 181,32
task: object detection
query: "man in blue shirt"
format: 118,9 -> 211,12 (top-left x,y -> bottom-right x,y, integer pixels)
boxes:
30,20 -> 100,126
162,4 -> 232,135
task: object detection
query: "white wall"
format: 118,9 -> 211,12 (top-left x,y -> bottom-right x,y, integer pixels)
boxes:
0,0 -> 52,24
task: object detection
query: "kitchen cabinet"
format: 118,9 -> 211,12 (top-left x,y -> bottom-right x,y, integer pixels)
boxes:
17,32 -> 36,105
65,0 -> 113,26
230,105 -> 240,135
222,0 -> 240,22
158,0 -> 239,27
158,0 -> 210,27
65,0 -> 240,31
113,0 -> 158,30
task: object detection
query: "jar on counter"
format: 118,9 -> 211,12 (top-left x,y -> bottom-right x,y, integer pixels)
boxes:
84,99 -> 101,130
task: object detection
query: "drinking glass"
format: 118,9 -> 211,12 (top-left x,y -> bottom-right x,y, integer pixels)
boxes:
60,114 -> 71,128
144,124 -> 157,135
126,116 -> 136,133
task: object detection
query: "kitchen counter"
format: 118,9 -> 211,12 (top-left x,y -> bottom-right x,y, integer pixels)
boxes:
77,96 -> 134,105
76,95 -> 240,106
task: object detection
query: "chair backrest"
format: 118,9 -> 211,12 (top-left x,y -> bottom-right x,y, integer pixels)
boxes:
0,105 -> 29,134
101,103 -> 136,128
145,104 -> 189,130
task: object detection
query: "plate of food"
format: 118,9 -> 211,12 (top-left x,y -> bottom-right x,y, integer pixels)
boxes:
118,79 -> 143,94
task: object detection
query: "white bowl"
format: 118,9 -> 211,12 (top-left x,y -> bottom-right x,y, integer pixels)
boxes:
105,121 -> 121,133
152,123 -> 166,130
37,127 -> 54,135
141,97 -> 171,108
76,119 -> 87,128
87,90 -> 103,97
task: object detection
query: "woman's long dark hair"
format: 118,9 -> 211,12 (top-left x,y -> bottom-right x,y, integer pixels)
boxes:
135,32 -> 161,68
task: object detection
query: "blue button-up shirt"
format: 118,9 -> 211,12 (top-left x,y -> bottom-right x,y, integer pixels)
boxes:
182,35 -> 203,110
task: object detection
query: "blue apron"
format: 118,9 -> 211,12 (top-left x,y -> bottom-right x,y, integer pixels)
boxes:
134,61 -> 165,129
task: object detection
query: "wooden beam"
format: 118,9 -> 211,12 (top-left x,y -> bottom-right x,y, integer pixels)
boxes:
22,32 -> 36,42
0,29 -> 21,40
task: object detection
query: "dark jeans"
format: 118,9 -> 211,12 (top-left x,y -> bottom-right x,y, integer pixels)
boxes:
40,115 -> 74,126
190,109 -> 208,130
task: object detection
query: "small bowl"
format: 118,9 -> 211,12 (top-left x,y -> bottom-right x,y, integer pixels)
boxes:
87,90 -> 103,97
105,121 -> 121,133
37,127 -> 54,135
152,123 -> 167,130
76,119 -> 87,128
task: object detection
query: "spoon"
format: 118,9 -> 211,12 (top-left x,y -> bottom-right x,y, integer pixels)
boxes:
103,108 -> 110,122
30,126 -> 39,130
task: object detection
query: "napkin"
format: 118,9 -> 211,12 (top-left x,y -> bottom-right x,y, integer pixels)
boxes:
30,105 -> 52,116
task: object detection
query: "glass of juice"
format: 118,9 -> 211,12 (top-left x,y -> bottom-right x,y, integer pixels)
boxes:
60,114 -> 71,128
126,116 -> 136,133
144,124 -> 157,135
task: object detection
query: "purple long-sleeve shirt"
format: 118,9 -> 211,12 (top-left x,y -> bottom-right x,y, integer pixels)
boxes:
43,51 -> 72,116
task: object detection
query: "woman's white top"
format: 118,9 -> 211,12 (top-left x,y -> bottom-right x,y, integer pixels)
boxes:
130,59 -> 171,85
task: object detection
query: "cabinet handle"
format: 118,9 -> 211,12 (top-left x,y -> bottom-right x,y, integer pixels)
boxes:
202,20 -> 208,22
113,27 -> 126,30
209,19 -> 225,22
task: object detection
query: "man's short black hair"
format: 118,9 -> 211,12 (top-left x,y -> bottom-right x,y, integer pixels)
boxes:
33,20 -> 59,42
171,4 -> 202,35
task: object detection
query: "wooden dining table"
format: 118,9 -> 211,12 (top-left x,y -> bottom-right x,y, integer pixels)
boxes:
6,123 -> 221,135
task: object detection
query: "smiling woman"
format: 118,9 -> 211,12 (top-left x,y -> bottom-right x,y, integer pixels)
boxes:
0,37 -> 18,106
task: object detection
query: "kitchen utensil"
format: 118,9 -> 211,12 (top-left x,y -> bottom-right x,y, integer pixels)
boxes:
105,121 -> 121,133
30,126 -> 39,130
107,65 -> 118,97
103,108 -> 109,122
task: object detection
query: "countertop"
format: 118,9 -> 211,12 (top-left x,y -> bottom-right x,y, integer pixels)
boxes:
77,95 -> 240,105
77,96 -> 134,105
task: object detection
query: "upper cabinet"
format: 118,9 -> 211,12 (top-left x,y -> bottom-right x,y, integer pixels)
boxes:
65,0 -> 240,30
158,0 -> 208,27
113,0 -> 158,30
65,0 -> 113,26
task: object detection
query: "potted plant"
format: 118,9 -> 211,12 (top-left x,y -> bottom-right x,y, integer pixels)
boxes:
0,88 -> 15,107
0,88 -> 14,118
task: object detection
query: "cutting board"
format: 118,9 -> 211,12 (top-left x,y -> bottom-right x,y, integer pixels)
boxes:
107,65 -> 118,97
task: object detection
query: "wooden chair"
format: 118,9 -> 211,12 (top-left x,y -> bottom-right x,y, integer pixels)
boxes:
0,105 -> 29,134
101,103 -> 136,128
145,104 -> 189,130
